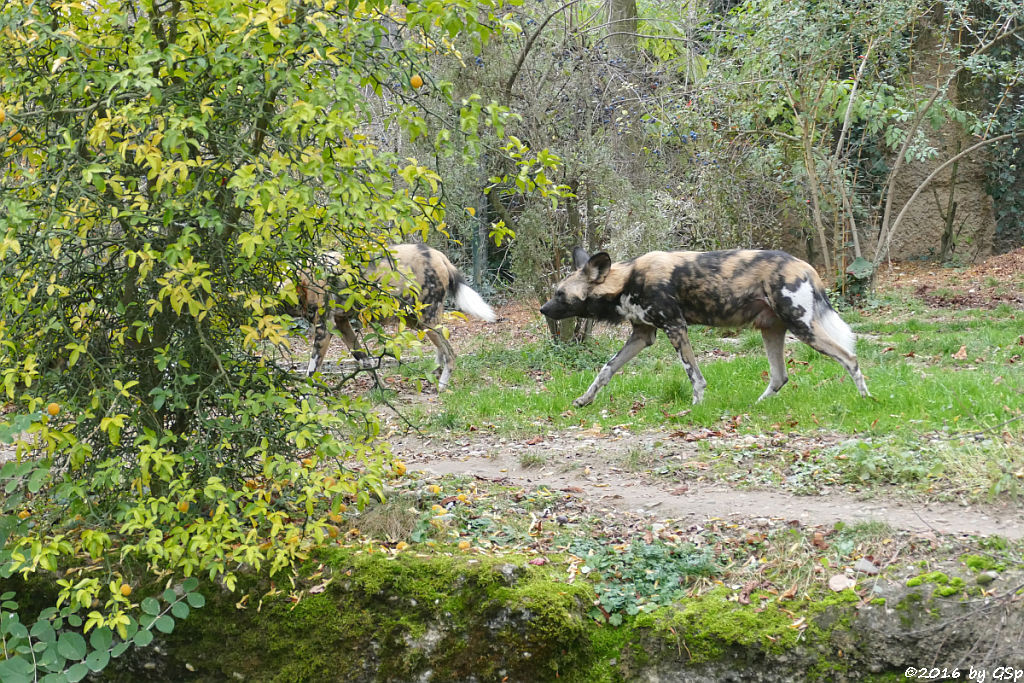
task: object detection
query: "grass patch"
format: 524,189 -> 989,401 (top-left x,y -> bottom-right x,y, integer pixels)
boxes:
441,318 -> 1021,440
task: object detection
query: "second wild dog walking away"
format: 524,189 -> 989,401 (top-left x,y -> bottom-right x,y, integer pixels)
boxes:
540,247 -> 871,407
298,243 -> 496,391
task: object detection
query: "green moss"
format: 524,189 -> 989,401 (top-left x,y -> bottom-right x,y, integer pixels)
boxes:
963,554 -> 1005,572
903,571 -> 969,597
635,588 -> 833,663
906,571 -> 949,587
76,548 -> 912,682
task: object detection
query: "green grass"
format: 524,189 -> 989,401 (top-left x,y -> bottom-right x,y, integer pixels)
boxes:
430,313 -> 1022,439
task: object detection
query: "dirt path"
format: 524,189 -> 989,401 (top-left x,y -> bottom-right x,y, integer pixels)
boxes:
390,428 -> 1024,540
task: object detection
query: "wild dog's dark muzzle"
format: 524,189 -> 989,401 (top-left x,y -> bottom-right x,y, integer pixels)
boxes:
540,300 -> 566,319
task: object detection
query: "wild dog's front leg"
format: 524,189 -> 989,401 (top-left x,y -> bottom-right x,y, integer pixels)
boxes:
664,324 -> 707,404
336,315 -> 374,369
575,324 -> 656,407
306,309 -> 333,376
757,323 -> 789,401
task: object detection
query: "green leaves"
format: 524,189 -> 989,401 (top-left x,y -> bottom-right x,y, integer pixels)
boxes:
0,588 -> 200,683
0,0 -> 536,678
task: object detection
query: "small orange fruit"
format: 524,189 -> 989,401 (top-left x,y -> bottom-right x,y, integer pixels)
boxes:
17,510 -> 31,520
0,108 -> 6,124
395,541 -> 409,551
458,540 -> 471,550
8,129 -> 22,144
46,402 -> 60,416
326,525 -> 339,539
329,512 -> 343,523
119,584 -> 132,597
392,461 -> 407,476
177,501 -> 189,514
301,457 -> 313,467
410,74 -> 424,89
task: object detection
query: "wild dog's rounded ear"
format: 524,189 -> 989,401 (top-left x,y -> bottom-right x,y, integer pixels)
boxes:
572,246 -> 591,270
585,252 -> 612,284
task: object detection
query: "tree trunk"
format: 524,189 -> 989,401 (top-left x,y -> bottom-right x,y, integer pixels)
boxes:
606,0 -> 638,63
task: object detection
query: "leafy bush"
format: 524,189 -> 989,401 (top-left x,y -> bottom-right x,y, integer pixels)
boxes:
0,0 -> 552,677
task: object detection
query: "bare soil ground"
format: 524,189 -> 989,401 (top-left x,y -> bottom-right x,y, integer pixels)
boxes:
388,426 -> 1024,541
384,248 -> 1024,542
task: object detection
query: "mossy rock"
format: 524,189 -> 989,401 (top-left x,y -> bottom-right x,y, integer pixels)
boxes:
5,552 -> 1021,682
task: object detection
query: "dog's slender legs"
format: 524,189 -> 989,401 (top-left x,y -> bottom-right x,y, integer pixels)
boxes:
336,315 -> 374,369
757,323 -> 789,401
574,324 -> 656,407
664,324 -> 707,404
423,328 -> 456,391
306,306 -> 332,376
792,327 -> 871,398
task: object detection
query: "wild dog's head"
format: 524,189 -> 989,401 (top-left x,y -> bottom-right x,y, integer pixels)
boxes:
540,247 -> 612,320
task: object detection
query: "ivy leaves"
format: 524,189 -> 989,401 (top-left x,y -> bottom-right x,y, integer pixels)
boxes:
0,580 -> 205,683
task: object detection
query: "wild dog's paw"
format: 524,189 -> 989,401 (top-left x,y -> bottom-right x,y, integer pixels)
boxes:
573,395 -> 593,408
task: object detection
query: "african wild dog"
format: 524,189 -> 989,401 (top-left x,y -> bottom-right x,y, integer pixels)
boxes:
540,247 -> 871,407
298,243 -> 496,391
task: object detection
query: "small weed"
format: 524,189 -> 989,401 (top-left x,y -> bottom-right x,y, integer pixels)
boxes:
830,521 -> 895,560
356,495 -> 420,542
624,444 -> 660,472
520,452 -> 546,468
367,386 -> 399,404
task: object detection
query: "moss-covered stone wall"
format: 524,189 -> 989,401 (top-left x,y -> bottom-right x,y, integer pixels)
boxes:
4,549 -> 1019,682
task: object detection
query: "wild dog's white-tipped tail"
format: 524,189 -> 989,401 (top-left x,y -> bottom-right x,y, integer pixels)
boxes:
817,304 -> 856,356
454,283 -> 497,322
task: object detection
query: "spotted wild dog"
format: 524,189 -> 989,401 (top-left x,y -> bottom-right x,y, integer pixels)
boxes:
540,247 -> 871,407
298,244 -> 496,391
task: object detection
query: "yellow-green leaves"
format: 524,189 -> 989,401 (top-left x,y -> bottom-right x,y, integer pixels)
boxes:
155,257 -> 214,319
1,0 -> 506,674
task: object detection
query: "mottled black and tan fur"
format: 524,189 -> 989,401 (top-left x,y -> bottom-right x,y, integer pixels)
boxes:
299,244 -> 496,391
540,247 -> 870,406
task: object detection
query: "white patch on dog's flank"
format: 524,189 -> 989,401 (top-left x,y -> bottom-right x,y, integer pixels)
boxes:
818,307 -> 856,356
781,280 -> 815,328
455,284 -> 497,322
616,295 -> 652,324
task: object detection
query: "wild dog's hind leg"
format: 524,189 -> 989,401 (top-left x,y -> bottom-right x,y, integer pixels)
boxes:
423,328 -> 456,391
757,322 -> 789,401
664,324 -> 707,404
575,323 -> 656,407
336,315 -> 374,369
306,310 -> 333,376
790,325 -> 871,398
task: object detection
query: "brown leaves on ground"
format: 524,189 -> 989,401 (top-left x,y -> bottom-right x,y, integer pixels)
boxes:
880,247 -> 1024,310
